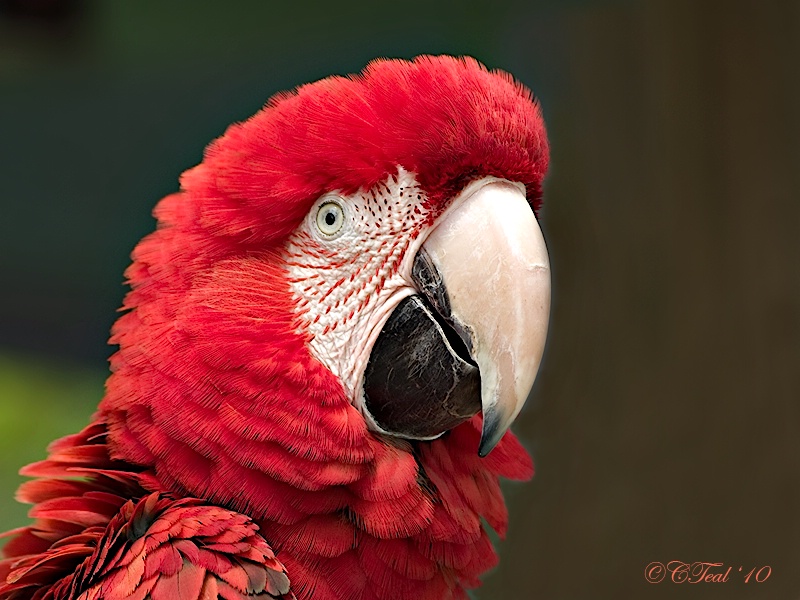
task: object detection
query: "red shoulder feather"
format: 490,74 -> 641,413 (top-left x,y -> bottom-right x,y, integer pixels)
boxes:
0,426 -> 293,600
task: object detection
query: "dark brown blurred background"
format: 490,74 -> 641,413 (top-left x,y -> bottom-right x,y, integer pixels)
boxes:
1,1 -> 798,599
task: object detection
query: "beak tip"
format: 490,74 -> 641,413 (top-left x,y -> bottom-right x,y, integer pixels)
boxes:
477,413 -> 504,457
477,434 -> 500,458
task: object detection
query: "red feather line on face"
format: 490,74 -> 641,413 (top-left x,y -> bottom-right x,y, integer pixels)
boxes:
285,170 -> 430,395
1,56 -> 545,600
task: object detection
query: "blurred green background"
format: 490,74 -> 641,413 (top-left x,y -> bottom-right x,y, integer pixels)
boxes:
1,1 -> 799,598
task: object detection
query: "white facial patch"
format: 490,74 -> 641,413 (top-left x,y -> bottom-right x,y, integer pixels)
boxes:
285,167 -> 431,414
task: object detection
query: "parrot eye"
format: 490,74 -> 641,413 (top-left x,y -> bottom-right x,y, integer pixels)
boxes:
315,201 -> 345,237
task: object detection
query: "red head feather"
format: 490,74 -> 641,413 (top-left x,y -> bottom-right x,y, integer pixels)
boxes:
178,55 -> 548,247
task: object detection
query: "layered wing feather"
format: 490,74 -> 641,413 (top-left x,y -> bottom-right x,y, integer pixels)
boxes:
0,424 -> 293,600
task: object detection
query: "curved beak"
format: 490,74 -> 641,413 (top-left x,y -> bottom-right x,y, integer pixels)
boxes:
421,180 -> 551,456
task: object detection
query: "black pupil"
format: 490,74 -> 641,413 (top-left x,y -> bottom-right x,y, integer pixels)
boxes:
324,210 -> 337,226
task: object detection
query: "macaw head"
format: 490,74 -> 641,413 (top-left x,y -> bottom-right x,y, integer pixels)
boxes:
102,55 -> 549,597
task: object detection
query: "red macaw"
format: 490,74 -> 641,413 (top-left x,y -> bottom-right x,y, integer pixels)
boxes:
0,55 -> 550,600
